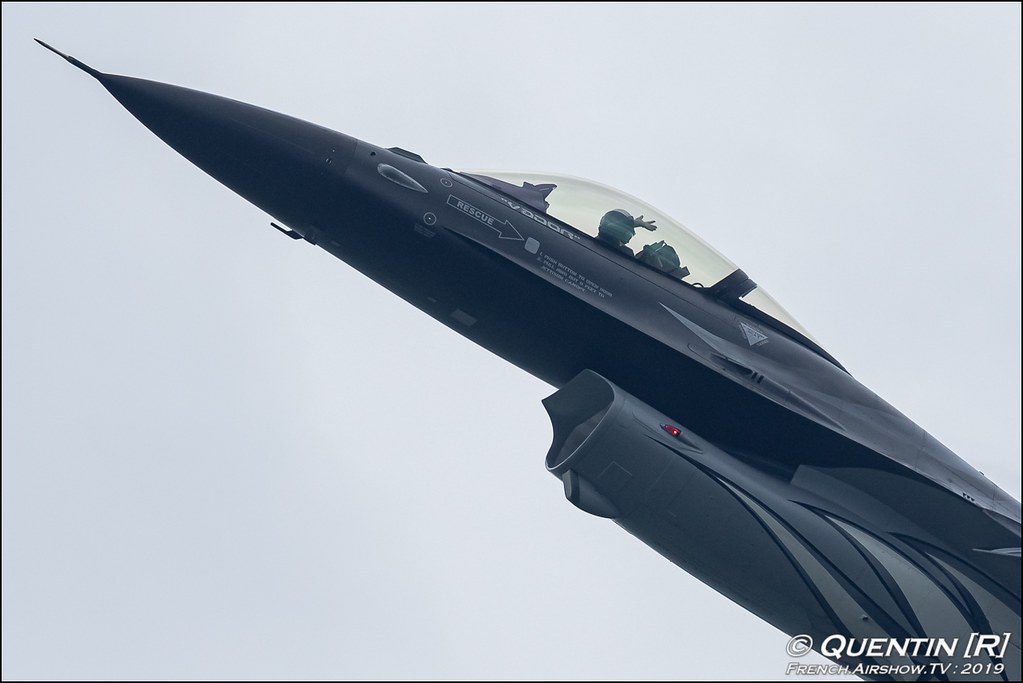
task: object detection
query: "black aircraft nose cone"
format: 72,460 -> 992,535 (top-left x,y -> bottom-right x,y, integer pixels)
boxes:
39,40 -> 356,232
101,74 -> 357,231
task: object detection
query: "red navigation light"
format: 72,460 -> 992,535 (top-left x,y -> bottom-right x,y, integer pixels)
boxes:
662,424 -> 682,438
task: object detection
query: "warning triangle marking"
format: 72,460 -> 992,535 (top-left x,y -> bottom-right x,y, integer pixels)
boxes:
740,321 -> 768,346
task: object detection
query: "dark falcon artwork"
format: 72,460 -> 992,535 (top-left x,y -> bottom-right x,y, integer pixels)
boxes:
39,40 -> 1020,681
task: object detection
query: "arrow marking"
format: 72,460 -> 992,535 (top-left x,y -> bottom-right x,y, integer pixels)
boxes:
447,194 -> 523,241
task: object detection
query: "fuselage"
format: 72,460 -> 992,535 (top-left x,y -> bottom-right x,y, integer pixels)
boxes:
78,59 -> 1019,576
45,46 -> 1019,677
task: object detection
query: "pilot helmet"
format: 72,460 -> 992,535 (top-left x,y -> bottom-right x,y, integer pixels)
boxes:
598,209 -> 637,244
641,240 -> 681,269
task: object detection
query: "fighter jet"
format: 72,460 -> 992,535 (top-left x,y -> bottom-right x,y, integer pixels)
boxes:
39,41 -> 1019,680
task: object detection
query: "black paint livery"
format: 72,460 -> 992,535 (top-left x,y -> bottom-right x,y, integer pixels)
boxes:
40,41 -> 1019,680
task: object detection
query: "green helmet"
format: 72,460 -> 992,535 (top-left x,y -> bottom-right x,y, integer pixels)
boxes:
598,209 -> 636,244
640,240 -> 681,270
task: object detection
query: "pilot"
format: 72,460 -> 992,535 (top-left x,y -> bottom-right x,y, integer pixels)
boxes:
596,209 -> 657,256
637,240 -> 690,280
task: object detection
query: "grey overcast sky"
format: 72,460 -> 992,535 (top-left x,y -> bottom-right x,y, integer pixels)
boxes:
2,3 -> 1020,680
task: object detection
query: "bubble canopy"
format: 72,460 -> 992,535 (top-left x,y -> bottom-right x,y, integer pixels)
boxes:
460,170 -> 816,343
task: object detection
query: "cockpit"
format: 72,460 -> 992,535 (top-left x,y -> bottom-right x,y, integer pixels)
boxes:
460,170 -> 824,352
